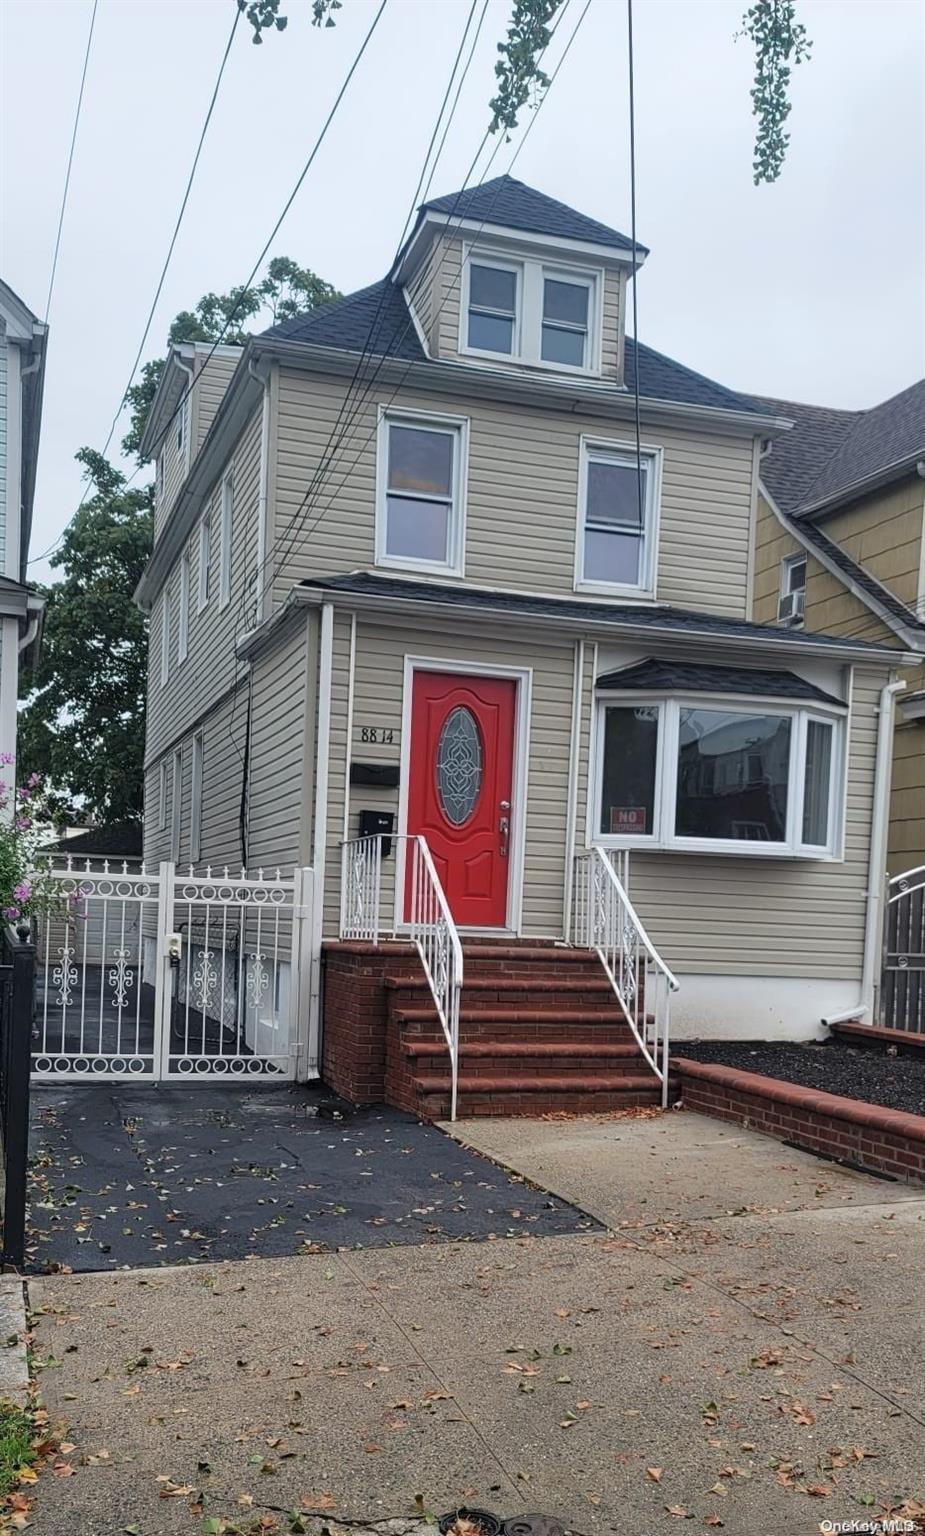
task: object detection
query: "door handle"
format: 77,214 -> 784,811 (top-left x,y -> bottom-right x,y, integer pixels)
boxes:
499,801 -> 511,857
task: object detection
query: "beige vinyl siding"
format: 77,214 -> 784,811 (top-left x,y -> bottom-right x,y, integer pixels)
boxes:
404,260 -> 433,353
274,368 -> 756,616
602,665 -> 887,979
753,493 -> 897,642
890,690 -> 925,871
321,614 -> 576,937
194,350 -> 240,450
246,615 -> 309,873
154,393 -> 190,541
600,268 -> 623,383
144,689 -> 248,875
144,405 -> 261,765
431,236 -> 463,358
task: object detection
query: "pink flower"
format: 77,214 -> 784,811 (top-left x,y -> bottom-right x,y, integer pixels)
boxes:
15,816 -> 31,832
13,882 -> 31,904
0,753 -> 13,766
28,773 -> 42,787
3,906 -> 19,921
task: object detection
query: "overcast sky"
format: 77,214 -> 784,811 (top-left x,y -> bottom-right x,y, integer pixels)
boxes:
2,0 -> 924,581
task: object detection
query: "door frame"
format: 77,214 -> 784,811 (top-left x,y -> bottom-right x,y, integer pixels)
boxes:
396,655 -> 533,936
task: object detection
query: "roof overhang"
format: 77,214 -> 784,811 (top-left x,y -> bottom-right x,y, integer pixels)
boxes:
798,454 -> 925,521
898,689 -> 925,722
392,208 -> 648,289
137,340 -> 244,462
235,574 -> 908,668
1,282 -> 48,579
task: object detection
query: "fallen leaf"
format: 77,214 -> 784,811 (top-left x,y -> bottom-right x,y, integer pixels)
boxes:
300,1493 -> 337,1511
646,1468 -> 663,1483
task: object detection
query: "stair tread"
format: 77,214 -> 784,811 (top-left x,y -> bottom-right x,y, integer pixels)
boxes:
394,1006 -> 652,1027
386,974 -> 617,992
415,1071 -> 660,1093
460,944 -> 600,963
404,1040 -> 642,1059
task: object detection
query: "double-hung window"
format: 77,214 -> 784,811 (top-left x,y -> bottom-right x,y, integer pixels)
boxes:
178,550 -> 190,663
376,410 -> 466,575
171,748 -> 182,862
594,694 -> 844,858
467,262 -> 519,355
576,439 -> 659,596
462,249 -> 600,373
219,472 -> 233,608
190,733 -> 204,864
778,553 -> 807,624
160,590 -> 170,687
198,516 -> 211,612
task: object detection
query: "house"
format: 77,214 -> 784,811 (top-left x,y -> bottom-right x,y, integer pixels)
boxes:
133,177 -> 919,1113
751,380 -> 925,874
0,280 -> 47,783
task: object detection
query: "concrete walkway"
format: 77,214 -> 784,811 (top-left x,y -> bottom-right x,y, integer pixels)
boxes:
27,1111 -> 925,1535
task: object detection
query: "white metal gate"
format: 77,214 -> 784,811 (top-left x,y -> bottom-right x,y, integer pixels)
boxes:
32,860 -> 315,1082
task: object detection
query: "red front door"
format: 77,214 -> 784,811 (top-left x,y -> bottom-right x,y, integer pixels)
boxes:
406,671 -> 516,928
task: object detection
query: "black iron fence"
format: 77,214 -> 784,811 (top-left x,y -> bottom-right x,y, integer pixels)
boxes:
881,869 -> 925,1035
0,924 -> 35,1268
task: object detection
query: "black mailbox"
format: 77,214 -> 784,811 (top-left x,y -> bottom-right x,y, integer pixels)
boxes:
358,809 -> 395,857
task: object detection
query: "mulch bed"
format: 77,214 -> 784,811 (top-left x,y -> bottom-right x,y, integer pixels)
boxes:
678,1038 -> 925,1119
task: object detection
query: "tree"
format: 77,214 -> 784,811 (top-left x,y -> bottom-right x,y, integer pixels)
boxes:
18,451 -> 153,826
22,259 -> 338,826
237,0 -> 812,186
121,257 -> 339,461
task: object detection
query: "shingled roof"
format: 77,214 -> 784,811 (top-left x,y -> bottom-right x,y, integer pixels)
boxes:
420,175 -> 646,255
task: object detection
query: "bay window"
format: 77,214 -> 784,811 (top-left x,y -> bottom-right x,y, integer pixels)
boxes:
462,248 -> 600,373
593,696 -> 844,857
376,409 -> 466,575
577,439 -> 659,596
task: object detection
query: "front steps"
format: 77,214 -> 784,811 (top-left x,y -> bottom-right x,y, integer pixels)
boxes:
384,940 -> 663,1119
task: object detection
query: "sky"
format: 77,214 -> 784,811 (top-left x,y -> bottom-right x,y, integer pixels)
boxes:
2,0 -> 924,583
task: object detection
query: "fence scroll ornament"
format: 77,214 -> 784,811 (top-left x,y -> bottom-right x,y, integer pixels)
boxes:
107,947 -> 135,1009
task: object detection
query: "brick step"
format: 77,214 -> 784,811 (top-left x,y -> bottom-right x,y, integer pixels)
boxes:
402,1039 -> 643,1060
394,1005 -> 641,1032
416,1072 -> 663,1118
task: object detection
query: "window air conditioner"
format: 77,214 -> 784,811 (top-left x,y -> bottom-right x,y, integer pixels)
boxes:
778,588 -> 805,625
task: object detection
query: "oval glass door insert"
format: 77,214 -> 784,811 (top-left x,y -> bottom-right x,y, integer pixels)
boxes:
436,706 -> 483,826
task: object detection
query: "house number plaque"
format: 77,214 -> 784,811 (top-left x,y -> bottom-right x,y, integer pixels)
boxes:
359,726 -> 398,745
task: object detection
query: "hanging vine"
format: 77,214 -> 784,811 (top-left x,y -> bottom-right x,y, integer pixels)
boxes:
737,0 -> 812,184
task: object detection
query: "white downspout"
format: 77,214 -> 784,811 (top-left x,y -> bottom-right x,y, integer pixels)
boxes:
825,677 -> 905,1026
307,602 -> 334,1070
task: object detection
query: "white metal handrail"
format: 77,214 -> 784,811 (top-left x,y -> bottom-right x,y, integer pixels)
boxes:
573,848 -> 679,1106
340,834 -> 463,1118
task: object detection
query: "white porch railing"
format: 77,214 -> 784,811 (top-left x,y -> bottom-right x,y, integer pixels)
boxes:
340,834 -> 463,1118
573,848 -> 679,1106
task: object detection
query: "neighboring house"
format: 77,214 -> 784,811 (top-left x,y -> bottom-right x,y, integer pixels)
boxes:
0,280 -> 46,784
751,380 -> 925,872
133,176 -> 916,1108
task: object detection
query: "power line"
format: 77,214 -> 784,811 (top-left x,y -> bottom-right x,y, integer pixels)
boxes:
253,0 -> 591,618
626,0 -> 644,545
45,0 -> 99,323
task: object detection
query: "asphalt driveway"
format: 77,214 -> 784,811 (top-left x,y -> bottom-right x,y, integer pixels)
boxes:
27,1110 -> 925,1535
26,1083 -> 593,1271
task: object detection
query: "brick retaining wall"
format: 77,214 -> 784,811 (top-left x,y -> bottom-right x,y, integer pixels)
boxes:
320,941 -> 419,1104
674,1057 -> 925,1186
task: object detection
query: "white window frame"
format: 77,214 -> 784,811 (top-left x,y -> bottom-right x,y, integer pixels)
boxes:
375,406 -> 468,578
171,748 -> 182,862
590,691 -> 846,860
219,470 -> 233,608
459,244 -> 603,376
781,553 -> 807,598
190,733 -> 204,865
158,760 -> 167,831
575,436 -> 662,600
178,549 -> 190,663
197,516 -> 211,613
160,590 -> 170,687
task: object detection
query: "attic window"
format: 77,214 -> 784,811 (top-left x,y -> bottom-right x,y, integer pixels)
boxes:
462,248 -> 600,374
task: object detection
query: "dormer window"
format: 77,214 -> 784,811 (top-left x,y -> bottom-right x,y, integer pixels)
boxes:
467,263 -> 518,355
542,276 -> 590,367
461,247 -> 600,374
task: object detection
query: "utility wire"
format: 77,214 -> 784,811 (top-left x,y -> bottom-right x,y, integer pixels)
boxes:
627,0 -> 644,541
44,0 -> 99,324
252,0 -> 590,618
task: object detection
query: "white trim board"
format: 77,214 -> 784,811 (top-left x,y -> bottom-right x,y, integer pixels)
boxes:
395,654 -> 533,935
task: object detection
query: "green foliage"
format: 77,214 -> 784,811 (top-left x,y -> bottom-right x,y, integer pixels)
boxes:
18,450 -> 154,827
737,0 -> 811,184
489,0 -> 560,137
238,0 -> 340,43
121,258 -> 339,461
0,1401 -> 35,1497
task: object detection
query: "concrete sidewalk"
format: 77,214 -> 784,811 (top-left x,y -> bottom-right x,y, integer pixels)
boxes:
27,1111 -> 925,1535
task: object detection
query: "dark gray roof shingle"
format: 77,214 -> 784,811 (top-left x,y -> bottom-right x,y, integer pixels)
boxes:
420,175 -> 645,254
304,572 -> 900,654
596,658 -> 841,705
753,396 -> 861,514
799,377 -> 925,510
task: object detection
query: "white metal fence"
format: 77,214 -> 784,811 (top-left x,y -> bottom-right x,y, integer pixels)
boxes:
32,859 -> 315,1082
573,848 -> 679,1105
